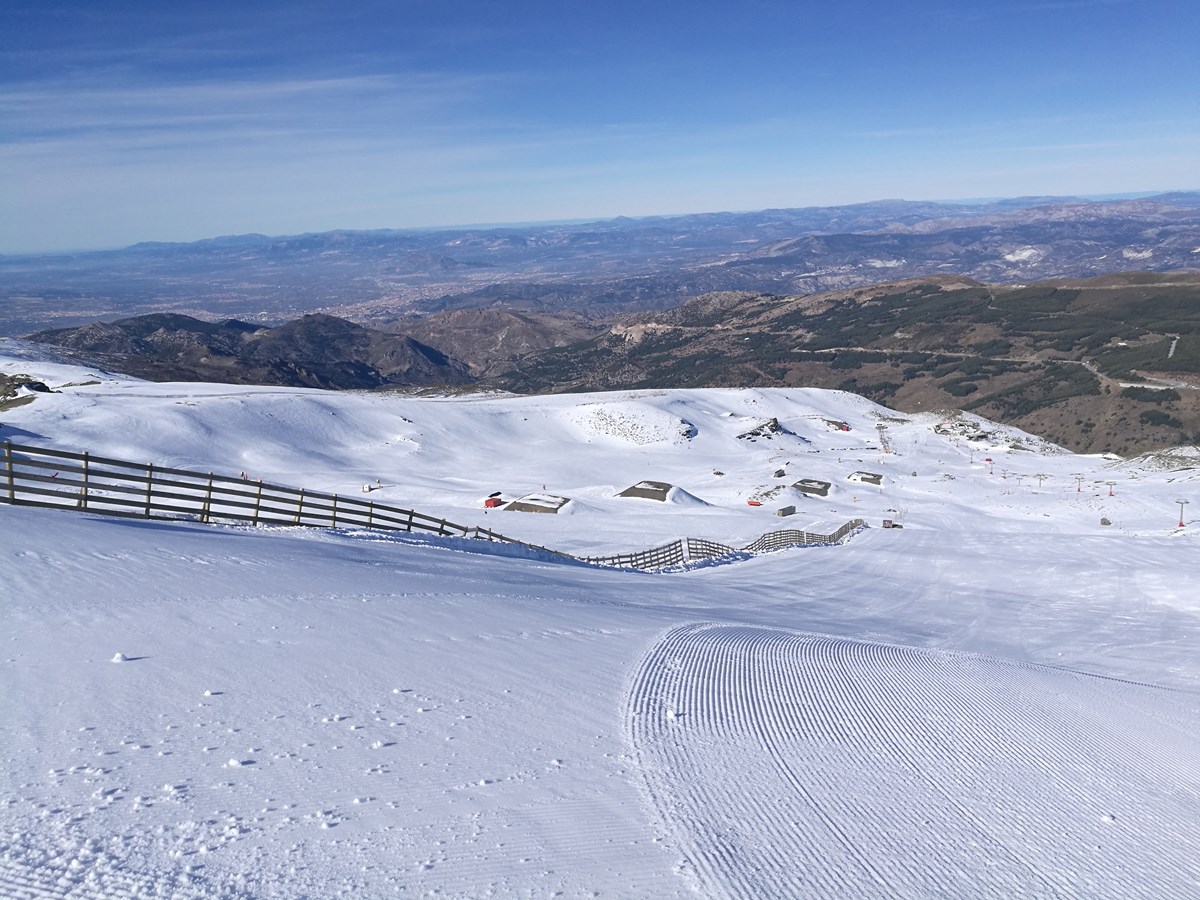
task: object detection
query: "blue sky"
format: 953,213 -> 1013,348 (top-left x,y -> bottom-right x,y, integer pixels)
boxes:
2,0 -> 1197,253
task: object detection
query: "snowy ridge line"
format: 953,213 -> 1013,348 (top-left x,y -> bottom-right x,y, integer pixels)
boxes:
0,440 -> 864,571
627,623 -> 1200,899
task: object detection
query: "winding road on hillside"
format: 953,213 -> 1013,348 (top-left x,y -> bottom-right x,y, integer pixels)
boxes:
627,623 -> 1200,899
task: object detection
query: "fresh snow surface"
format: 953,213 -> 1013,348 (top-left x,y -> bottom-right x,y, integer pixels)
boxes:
2,339 -> 1200,898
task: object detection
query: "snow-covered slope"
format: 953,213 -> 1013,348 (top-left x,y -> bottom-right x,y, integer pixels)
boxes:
2,339 -> 1199,898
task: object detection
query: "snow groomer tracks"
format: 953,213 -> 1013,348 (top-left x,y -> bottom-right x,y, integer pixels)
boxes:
628,623 -> 1200,899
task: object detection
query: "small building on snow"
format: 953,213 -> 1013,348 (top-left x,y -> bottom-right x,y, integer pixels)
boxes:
793,478 -> 831,497
505,493 -> 571,514
617,480 -> 674,502
847,471 -> 883,486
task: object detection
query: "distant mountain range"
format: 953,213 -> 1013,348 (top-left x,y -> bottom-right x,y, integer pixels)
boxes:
3,193 -> 1198,335
24,272 -> 1200,456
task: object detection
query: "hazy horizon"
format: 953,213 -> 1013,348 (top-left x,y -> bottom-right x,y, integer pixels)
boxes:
4,186 -> 1198,257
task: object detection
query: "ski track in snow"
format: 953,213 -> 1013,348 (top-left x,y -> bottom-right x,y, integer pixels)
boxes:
628,623 -> 1200,899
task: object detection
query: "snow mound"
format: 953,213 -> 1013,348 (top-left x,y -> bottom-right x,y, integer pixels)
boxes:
664,486 -> 710,507
1115,446 -> 1200,474
567,402 -> 695,445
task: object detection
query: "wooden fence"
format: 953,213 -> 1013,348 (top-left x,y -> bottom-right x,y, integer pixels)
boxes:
1,441 -> 864,571
0,440 -> 529,542
583,520 -> 865,569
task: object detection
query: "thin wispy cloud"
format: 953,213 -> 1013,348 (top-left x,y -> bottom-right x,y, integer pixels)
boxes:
1,73 -> 492,135
1,0 -> 1197,252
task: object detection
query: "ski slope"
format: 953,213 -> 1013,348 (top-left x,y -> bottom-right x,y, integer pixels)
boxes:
2,338 -> 1199,898
630,624 -> 1200,898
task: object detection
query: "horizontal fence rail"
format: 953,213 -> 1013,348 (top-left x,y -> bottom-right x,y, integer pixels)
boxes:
0,440 -> 523,541
2,441 -> 865,571
583,521 -> 865,569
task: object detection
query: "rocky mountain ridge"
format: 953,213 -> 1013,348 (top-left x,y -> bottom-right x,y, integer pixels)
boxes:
27,313 -> 470,390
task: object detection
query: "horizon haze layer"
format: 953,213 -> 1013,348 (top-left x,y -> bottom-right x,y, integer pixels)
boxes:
2,188 -> 1197,258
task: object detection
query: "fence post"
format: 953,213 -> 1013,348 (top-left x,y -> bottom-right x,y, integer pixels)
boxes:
201,473 -> 214,523
294,488 -> 305,524
406,509 -> 414,532
331,494 -> 338,527
78,451 -> 89,509
252,480 -> 263,526
145,463 -> 154,517
439,517 -> 447,535
367,500 -> 374,529
3,442 -> 13,503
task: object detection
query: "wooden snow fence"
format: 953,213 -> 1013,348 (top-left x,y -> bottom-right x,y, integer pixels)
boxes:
0,441 -> 502,541
583,521 -> 865,570
2,441 -> 865,571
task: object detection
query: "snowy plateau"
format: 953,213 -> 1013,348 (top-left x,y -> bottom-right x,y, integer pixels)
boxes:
1,337 -> 1199,899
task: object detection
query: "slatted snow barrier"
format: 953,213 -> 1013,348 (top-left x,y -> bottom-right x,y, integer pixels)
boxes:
0,440 -> 520,542
1,441 -> 865,571
584,519 -> 865,570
